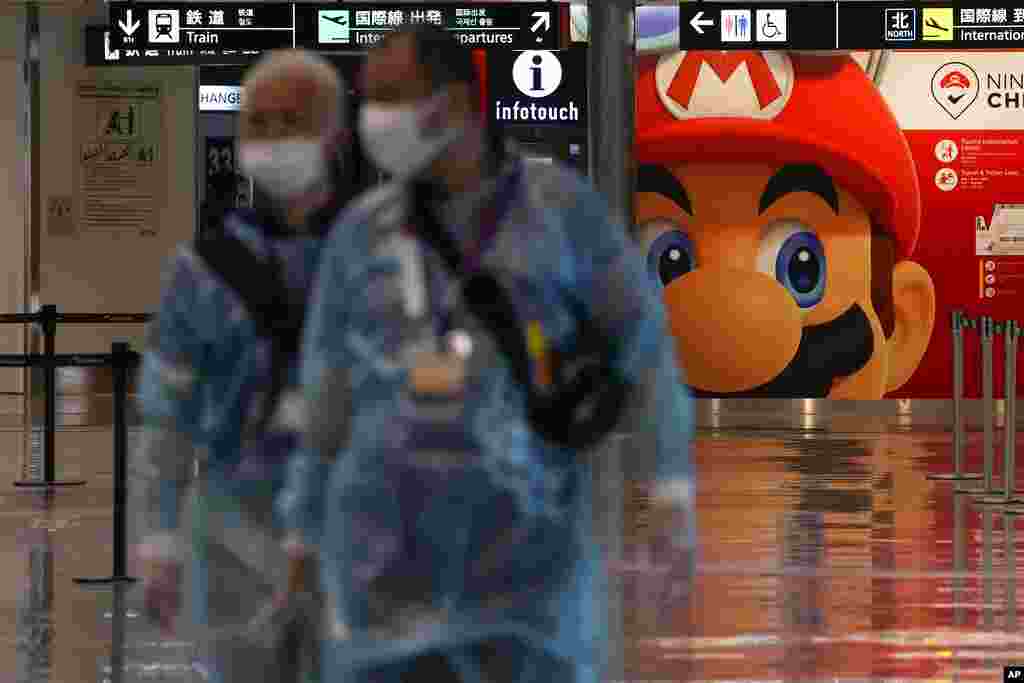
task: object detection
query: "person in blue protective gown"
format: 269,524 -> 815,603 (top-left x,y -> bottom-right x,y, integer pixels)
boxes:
277,25 -> 697,683
130,49 -> 356,683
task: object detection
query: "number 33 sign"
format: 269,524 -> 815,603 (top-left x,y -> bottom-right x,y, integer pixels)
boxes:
205,137 -> 235,178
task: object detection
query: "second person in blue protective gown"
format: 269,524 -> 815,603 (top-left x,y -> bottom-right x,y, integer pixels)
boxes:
278,25 -> 697,683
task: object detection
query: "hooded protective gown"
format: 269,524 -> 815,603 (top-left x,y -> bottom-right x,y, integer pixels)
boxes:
278,153 -> 696,683
132,209 -> 329,683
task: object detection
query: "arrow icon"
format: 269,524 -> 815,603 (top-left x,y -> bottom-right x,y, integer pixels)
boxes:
690,11 -> 713,34
118,8 -> 140,37
531,11 -> 551,33
104,31 -> 120,61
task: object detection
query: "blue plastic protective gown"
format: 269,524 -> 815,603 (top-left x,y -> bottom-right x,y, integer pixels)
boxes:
279,154 -> 695,683
132,210 -> 327,683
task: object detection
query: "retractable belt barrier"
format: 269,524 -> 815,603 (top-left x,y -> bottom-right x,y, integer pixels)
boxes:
0,305 -> 152,488
929,310 -> 1024,511
0,305 -> 152,587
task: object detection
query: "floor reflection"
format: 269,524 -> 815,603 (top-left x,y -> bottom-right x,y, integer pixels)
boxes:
626,429 -> 1024,683
17,492 -> 54,683
0,426 -> 1023,681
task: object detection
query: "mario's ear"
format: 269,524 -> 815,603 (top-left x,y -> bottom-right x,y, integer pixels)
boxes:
885,260 -> 936,392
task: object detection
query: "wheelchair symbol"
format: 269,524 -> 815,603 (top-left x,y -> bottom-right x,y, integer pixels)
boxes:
761,15 -> 781,38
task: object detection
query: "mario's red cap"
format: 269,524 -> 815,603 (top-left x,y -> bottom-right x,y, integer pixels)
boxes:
636,51 -> 920,259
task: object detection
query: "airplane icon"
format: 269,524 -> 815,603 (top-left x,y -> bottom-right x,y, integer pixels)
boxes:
925,17 -> 948,32
321,13 -> 348,27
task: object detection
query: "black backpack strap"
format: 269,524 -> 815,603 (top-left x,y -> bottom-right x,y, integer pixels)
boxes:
408,181 -> 629,452
195,231 -> 305,432
411,181 -> 535,389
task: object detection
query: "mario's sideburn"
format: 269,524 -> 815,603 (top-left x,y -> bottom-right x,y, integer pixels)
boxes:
635,51 -> 936,399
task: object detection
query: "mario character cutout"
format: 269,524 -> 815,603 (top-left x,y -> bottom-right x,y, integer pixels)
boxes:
635,51 -> 936,398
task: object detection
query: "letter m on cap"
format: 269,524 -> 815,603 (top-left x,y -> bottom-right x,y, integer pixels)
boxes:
655,51 -> 795,121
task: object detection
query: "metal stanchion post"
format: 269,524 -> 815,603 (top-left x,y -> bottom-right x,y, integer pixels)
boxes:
75,342 -> 137,586
972,317 -> 1003,498
981,321 -> 1020,504
932,310 -> 982,483
1003,322 -> 1018,503
14,305 -> 85,488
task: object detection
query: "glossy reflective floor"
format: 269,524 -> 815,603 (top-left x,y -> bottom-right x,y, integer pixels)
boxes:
3,421 -> 1024,682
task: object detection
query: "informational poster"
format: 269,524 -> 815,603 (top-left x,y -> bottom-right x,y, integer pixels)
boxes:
73,82 -> 164,236
878,51 -> 1024,397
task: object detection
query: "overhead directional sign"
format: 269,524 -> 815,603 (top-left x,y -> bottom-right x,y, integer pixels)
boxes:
108,2 -> 295,60
101,3 -> 560,63
679,1 -> 1024,49
293,4 -> 558,51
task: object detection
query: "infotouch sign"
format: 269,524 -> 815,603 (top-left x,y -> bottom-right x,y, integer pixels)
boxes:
494,50 -> 581,124
494,100 -> 581,122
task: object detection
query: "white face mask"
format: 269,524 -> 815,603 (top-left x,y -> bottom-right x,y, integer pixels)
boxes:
238,138 -> 327,202
358,90 -> 462,179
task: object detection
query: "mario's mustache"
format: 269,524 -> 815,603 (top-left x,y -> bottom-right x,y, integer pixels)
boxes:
690,304 -> 874,399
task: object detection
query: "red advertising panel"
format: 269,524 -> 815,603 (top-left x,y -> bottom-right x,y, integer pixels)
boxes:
633,49 -> 1024,399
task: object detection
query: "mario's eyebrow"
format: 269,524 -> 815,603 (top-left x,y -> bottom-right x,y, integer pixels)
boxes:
759,164 -> 839,215
636,164 -> 692,216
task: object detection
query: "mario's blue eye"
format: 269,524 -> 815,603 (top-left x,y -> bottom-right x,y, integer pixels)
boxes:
645,226 -> 696,287
758,222 -> 826,309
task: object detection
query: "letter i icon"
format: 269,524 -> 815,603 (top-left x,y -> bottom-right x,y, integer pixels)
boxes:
531,55 -> 543,92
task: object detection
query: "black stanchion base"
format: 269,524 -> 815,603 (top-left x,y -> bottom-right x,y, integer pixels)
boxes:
73,576 -> 138,586
13,479 -> 87,488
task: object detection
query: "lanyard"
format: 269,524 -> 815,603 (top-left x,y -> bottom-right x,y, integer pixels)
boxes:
423,162 -> 523,342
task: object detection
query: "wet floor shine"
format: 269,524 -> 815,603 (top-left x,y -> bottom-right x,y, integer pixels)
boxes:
2,423 -> 1024,681
624,429 -> 1024,683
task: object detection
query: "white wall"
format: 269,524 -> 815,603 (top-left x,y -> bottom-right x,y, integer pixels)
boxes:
0,9 -> 26,394
39,6 -> 197,357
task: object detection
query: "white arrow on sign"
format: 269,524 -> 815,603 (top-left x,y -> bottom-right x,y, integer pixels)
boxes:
104,31 -> 120,61
118,8 -> 140,37
690,11 -> 713,34
531,11 -> 551,33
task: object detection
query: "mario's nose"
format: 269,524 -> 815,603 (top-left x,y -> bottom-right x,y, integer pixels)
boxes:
663,268 -> 804,393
